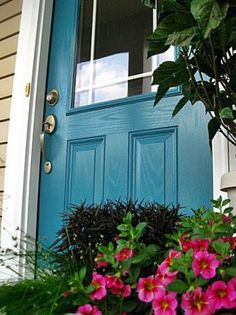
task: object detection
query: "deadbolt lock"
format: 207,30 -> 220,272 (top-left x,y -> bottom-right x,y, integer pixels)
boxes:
46,89 -> 59,106
43,114 -> 56,134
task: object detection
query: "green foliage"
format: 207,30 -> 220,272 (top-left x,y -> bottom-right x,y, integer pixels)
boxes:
147,0 -> 236,147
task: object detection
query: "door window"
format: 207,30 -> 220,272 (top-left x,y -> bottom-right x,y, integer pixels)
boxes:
74,0 -> 175,107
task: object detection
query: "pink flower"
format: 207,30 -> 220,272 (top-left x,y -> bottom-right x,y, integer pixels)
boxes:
228,278 -> 236,308
94,253 -> 108,268
76,304 -> 102,315
181,287 -> 212,315
89,272 -> 107,301
105,275 -> 124,289
155,250 -> 180,287
192,251 -> 220,279
222,214 -> 232,224
192,239 -> 209,253
221,237 -> 236,250
137,275 -> 160,302
161,250 -> 181,269
152,289 -> 177,315
206,280 -> 236,311
110,284 -> 131,297
115,248 -> 133,261
105,275 -> 131,297
180,233 -> 192,252
155,265 -> 177,287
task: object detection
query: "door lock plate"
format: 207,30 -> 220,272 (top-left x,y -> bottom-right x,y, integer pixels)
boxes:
46,89 -> 59,106
44,114 -> 56,134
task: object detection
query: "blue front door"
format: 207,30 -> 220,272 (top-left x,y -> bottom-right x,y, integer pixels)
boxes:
38,0 -> 212,244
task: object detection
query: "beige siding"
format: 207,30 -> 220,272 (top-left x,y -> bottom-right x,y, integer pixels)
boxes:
0,54 -> 16,77
0,98 -> 11,120
0,0 -> 22,220
0,0 -> 22,21
0,34 -> 18,58
0,144 -> 7,167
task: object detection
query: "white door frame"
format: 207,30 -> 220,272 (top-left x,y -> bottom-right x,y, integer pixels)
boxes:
0,0 -> 53,278
0,0 -> 229,279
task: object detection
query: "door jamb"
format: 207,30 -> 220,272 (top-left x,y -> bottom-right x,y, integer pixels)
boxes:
0,0 -> 53,279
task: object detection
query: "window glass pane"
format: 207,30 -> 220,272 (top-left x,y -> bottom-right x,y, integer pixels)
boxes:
74,1 -> 158,108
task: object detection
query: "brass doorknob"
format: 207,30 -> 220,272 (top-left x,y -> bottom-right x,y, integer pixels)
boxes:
46,89 -> 59,106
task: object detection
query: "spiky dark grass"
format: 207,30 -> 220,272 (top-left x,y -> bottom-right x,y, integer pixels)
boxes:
54,200 -> 182,268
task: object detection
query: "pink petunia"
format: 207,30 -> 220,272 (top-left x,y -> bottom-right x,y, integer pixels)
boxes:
89,272 -> 107,301
180,233 -> 192,253
155,264 -> 177,287
76,304 -> 102,315
105,275 -> 131,297
94,253 -> 108,268
115,248 -> 133,261
227,278 -> 236,308
152,289 -> 177,315
161,250 -> 181,269
192,239 -> 209,253
137,275 -> 160,302
192,251 -> 220,279
206,280 -> 236,311
222,214 -> 232,224
181,287 -> 212,315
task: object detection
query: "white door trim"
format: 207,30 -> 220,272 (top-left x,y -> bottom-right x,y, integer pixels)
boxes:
0,0 -> 53,279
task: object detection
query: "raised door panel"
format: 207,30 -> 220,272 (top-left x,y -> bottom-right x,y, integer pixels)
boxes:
129,128 -> 177,204
66,137 -> 105,206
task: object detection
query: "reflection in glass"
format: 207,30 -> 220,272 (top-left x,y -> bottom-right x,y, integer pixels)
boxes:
74,0 -> 175,108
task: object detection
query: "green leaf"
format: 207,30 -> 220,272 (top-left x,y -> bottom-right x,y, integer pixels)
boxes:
224,207 -> 233,214
154,12 -> 197,39
86,285 -> 96,294
116,239 -> 130,248
79,267 -> 87,281
152,58 -> 189,87
148,39 -> 170,57
191,0 -> 229,38
122,299 -> 137,312
97,245 -> 112,255
226,267 -> 236,277
121,258 -> 132,271
154,85 -> 169,106
208,117 -> 220,148
108,242 -> 114,252
222,199 -> 231,207
134,222 -> 147,239
103,254 -> 115,265
194,277 -> 208,287
220,107 -> 234,120
167,279 -> 188,293
172,96 -> 188,117
117,224 -> 129,232
128,265 -> 141,283
166,27 -> 199,46
212,239 -> 230,257
146,244 -> 160,256
131,253 -> 146,264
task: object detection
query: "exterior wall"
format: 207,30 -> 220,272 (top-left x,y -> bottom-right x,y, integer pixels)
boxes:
0,0 -> 22,225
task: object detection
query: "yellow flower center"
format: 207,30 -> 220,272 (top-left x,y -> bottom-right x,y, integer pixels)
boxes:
161,301 -> 169,310
218,290 -> 226,298
144,282 -> 154,291
201,260 -> 209,269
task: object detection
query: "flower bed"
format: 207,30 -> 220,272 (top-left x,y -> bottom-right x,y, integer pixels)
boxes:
1,198 -> 236,315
